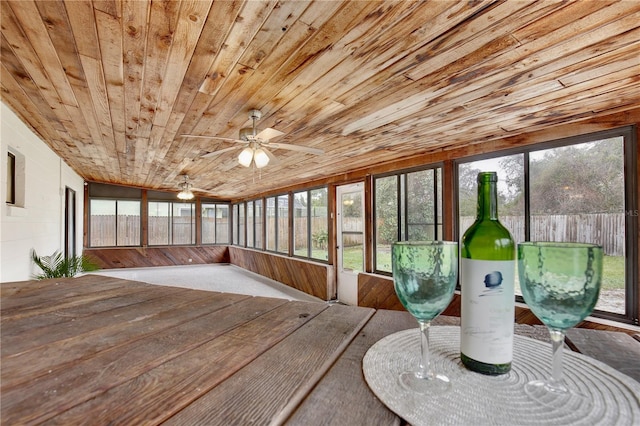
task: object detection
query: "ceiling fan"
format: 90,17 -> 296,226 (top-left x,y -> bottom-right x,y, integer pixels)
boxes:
181,109 -> 324,168
176,174 -> 195,200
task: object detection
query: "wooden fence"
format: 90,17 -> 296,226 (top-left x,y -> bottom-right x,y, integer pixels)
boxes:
90,216 -> 326,248
90,213 -> 625,256
461,213 -> 625,256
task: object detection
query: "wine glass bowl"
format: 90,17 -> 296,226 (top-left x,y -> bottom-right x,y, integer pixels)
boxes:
392,241 -> 458,394
518,242 -> 603,406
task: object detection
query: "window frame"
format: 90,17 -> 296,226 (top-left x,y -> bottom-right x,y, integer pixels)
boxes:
201,201 -> 231,245
147,200 -> 196,246
372,163 -> 444,275
454,125 -> 638,325
88,198 -> 142,247
254,198 -> 263,250
292,186 -> 329,263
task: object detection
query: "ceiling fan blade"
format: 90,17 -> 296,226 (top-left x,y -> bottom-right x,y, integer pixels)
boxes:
260,146 -> 279,165
201,146 -> 239,158
181,134 -> 247,144
267,142 -> 324,155
255,127 -> 284,141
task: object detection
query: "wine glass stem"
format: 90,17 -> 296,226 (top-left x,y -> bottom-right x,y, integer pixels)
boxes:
549,328 -> 566,388
418,320 -> 432,379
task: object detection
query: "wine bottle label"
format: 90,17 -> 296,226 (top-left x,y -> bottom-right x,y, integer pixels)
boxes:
460,258 -> 515,364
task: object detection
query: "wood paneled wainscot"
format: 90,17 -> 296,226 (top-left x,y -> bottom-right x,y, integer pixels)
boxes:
357,273 -> 640,335
85,246 -> 229,269
229,247 -> 334,301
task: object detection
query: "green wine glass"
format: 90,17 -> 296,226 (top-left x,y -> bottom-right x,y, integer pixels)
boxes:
392,241 -> 458,394
518,242 -> 603,406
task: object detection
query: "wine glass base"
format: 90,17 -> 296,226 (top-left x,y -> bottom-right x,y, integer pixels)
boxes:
399,371 -> 451,394
525,380 -> 591,411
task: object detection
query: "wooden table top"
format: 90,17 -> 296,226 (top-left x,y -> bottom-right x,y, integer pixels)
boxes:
2,274 -> 638,425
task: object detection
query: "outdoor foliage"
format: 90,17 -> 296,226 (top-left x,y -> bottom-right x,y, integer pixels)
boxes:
375,169 -> 440,244
31,249 -> 100,279
458,138 -> 624,217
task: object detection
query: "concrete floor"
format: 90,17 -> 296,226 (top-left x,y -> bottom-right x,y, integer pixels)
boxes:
91,264 -> 323,303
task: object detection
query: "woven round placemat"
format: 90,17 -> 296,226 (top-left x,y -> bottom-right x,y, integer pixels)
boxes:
363,326 -> 640,425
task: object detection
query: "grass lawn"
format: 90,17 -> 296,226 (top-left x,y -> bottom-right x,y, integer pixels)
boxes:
602,255 -> 625,290
347,245 -> 625,291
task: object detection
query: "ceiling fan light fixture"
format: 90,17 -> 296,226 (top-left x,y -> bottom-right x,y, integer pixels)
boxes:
253,148 -> 269,168
177,176 -> 194,200
238,147 -> 254,167
177,187 -> 194,200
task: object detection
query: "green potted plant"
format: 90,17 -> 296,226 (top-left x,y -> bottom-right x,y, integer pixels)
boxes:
31,249 -> 100,279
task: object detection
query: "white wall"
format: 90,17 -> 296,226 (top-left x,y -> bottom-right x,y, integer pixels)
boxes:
1,102 -> 85,282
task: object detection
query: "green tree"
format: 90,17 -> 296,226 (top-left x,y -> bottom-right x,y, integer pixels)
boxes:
498,155 -> 525,215
406,169 -> 436,240
458,165 -> 483,217
530,140 -> 624,214
375,175 -> 398,244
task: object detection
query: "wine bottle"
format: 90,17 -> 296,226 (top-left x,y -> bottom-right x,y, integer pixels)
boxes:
460,171 -> 515,375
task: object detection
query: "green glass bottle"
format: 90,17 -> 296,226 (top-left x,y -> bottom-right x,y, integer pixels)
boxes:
460,172 -> 515,375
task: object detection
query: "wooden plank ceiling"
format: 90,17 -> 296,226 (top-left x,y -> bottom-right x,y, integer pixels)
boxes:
1,0 -> 639,199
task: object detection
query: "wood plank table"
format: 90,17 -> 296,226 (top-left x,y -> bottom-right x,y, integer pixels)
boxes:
2,275 -> 638,425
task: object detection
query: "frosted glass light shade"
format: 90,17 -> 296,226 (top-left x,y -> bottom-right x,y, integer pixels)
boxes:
253,148 -> 269,168
238,147 -> 254,167
177,189 -> 194,200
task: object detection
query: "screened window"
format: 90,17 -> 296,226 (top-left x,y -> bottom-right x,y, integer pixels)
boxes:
232,204 -> 239,245
457,127 -> 637,324
373,166 -> 443,273
294,191 -> 309,257
89,199 -> 141,247
202,203 -> 230,244
246,201 -> 254,248
310,188 -> 329,261
254,199 -> 263,249
277,195 -> 289,254
241,199 -> 264,249
266,197 -> 276,251
237,203 -> 245,247
148,201 -> 195,245
293,187 -> 329,261
458,154 -> 524,244
265,195 -> 289,253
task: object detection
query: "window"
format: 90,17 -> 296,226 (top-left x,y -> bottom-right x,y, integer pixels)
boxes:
148,201 -> 195,245
202,203 -> 230,244
266,197 -> 276,251
373,166 -> 443,273
294,191 -> 309,256
246,201 -> 254,248
6,152 -> 15,204
254,199 -> 263,249
232,204 -> 239,245
88,183 -> 142,246
310,188 -> 329,261
265,195 -> 289,253
456,126 -> 638,325
458,154 -> 524,247
6,148 -> 25,207
239,199 -> 264,250
294,187 -> 329,261
238,203 -> 245,247
89,200 -> 141,247
277,195 -> 289,254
